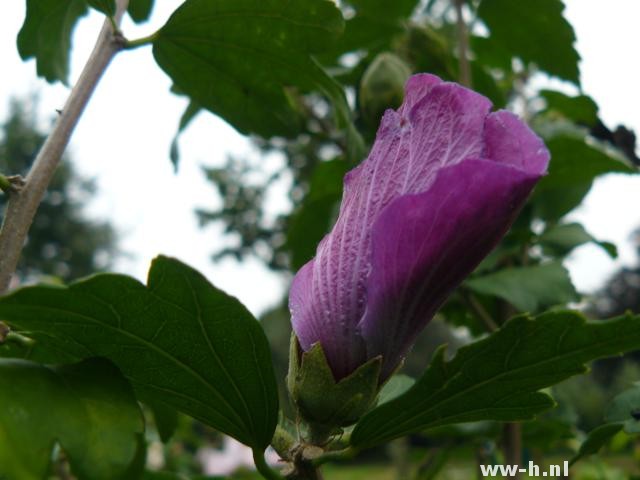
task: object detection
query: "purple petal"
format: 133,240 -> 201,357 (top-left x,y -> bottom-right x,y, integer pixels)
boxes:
484,110 -> 549,174
397,74 -> 442,116
289,73 -> 550,381
359,158 -> 543,379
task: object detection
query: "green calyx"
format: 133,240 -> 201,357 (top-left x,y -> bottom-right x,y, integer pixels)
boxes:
287,334 -> 382,443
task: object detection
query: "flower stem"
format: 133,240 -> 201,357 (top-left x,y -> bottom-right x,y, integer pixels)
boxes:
253,449 -> 285,480
0,1 -> 130,294
311,446 -> 358,467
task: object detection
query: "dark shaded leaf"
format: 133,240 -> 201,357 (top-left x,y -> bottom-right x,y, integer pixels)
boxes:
17,0 -> 89,84
0,256 -> 279,450
87,0 -> 115,16
477,0 -> 580,84
0,358 -> 144,480
331,0 -> 419,57
466,262 -> 578,312
128,0 -> 154,23
351,311 -> 640,450
152,0 -> 353,141
148,401 -> 179,443
570,423 -> 624,465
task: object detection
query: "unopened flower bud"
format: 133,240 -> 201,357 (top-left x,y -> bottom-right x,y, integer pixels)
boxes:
359,52 -> 412,127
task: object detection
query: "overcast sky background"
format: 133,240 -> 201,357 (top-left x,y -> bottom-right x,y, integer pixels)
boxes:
0,1 -> 638,316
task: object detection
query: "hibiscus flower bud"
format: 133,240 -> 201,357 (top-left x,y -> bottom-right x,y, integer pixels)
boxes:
359,52 -> 412,127
289,74 -> 550,423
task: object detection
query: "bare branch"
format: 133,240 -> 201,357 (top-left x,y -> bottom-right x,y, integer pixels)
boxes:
0,0 -> 130,293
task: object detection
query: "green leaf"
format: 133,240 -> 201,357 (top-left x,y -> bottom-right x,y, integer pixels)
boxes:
17,0 -> 89,84
331,0 -> 419,56
148,401 -> 179,443
465,262 -> 578,312
0,256 -> 279,450
538,136 -> 635,191
128,0 -> 154,23
531,136 -> 636,220
539,222 -> 617,259
350,311 -> 640,450
87,0 -> 116,16
287,160 -> 348,270
570,423 -> 624,465
532,181 -> 593,222
170,99 -> 202,170
477,0 -> 580,84
152,0 -> 353,142
605,385 -> 640,434
0,357 -> 144,480
377,374 -> 414,405
539,90 -> 599,127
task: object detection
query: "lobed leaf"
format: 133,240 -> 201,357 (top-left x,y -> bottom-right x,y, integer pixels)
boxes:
477,0 -> 580,84
351,311 -> 640,450
0,358 -> 144,480
0,256 -> 279,450
17,0 -> 89,84
152,0 -> 352,141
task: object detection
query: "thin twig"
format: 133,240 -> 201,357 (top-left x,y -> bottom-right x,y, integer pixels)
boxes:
503,423 -> 522,478
0,0 -> 129,294
462,291 -> 498,332
454,0 -> 472,87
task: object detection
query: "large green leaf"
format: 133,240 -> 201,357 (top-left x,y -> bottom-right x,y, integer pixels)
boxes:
17,0 -> 89,84
152,0 -> 351,140
477,0 -> 580,84
0,256 -> 279,450
465,262 -> 578,312
350,311 -> 640,450
0,358 -> 144,480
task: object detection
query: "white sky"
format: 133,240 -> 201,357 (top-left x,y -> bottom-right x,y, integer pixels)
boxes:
0,0 -> 638,316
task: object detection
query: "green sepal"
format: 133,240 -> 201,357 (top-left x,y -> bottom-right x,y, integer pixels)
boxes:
287,334 -> 382,440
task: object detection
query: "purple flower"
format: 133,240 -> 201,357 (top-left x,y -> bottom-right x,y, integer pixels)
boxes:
289,74 -> 549,380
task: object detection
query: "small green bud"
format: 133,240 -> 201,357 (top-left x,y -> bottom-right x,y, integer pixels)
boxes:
287,334 -> 382,443
359,52 -> 412,127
